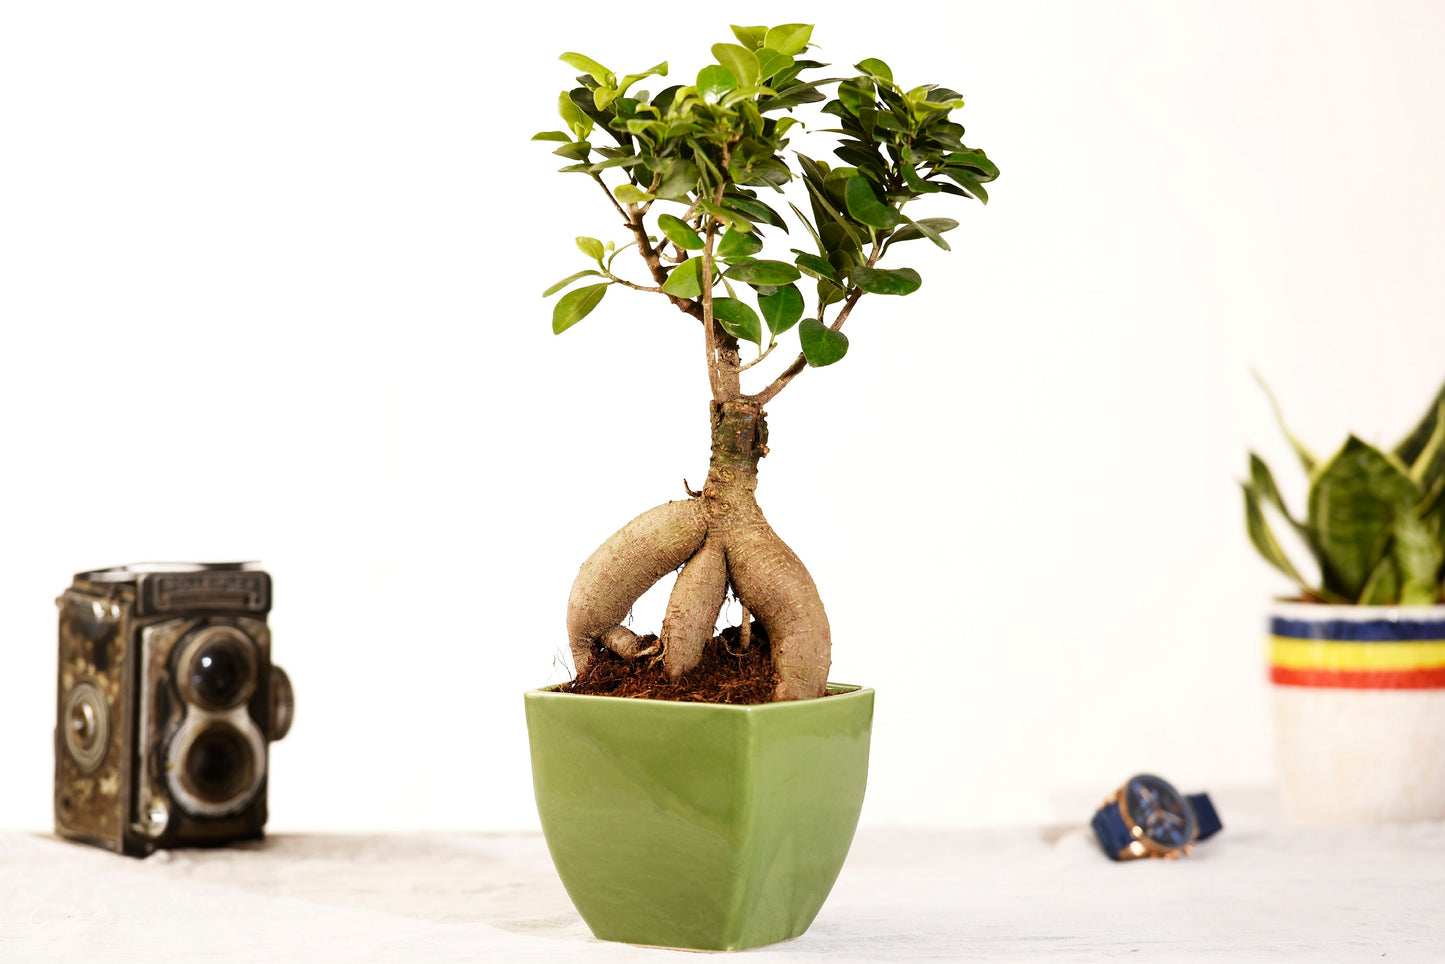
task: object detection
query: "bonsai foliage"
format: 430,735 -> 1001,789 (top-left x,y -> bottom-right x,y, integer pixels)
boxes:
535,24 -> 997,699
1244,377 -> 1445,605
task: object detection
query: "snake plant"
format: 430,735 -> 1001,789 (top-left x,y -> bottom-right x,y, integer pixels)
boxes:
1244,376 -> 1445,605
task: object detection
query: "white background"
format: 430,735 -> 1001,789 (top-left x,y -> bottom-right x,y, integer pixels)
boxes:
2,0 -> 1443,833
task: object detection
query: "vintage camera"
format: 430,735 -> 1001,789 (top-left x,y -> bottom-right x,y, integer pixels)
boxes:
54,563 -> 294,856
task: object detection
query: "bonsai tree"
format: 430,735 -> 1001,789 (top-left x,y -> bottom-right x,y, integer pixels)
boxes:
1244,377 -> 1445,604
535,24 -> 998,699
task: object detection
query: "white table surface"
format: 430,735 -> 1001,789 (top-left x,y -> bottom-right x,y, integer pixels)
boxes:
4,793 -> 1444,962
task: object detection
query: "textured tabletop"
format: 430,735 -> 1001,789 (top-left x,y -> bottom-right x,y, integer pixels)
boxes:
3,799 -> 1444,961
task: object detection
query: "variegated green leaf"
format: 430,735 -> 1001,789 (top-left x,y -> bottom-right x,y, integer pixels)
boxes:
1255,372 -> 1317,474
1308,436 -> 1420,600
1394,377 -> 1445,469
1393,507 -> 1444,604
1243,483 -> 1310,591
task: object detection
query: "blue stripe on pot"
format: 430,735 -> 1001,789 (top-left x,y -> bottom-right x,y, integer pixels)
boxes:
1270,617 -> 1445,642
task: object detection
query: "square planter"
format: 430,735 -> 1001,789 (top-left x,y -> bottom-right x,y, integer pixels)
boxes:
524,683 -> 873,951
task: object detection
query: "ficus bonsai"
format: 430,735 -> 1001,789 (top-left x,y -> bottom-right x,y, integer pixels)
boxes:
1244,377 -> 1445,605
535,24 -> 998,700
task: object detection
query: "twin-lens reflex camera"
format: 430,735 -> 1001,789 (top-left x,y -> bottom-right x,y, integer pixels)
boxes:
55,563 -> 294,856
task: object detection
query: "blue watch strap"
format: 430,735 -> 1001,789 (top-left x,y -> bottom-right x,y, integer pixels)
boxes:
1188,793 -> 1222,841
1091,800 -> 1133,859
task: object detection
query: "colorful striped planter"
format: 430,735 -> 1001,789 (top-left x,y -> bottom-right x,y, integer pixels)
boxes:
1270,603 -> 1445,823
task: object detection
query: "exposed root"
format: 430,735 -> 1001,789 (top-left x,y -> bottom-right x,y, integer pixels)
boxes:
659,535 -> 728,679
725,524 -> 831,701
566,498 -> 706,674
598,625 -> 661,660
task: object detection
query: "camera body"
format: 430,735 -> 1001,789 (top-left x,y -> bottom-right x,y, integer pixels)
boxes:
55,563 -> 293,856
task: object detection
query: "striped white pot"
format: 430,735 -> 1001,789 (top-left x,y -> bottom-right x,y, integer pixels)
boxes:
1269,602 -> 1445,823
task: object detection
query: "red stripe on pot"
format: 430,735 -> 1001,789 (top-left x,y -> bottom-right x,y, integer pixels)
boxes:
1270,665 -> 1445,690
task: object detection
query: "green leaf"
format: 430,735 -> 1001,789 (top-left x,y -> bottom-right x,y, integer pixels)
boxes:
697,64 -> 738,103
559,52 -> 613,86
755,48 -> 793,81
1249,452 -> 1311,544
947,148 -> 1001,180
941,167 -> 990,203
532,131 -> 572,142
1358,555 -> 1401,605
617,62 -> 668,96
717,229 -> 763,260
552,283 -> 608,334
856,58 -> 893,83
1407,400 -> 1445,490
799,318 -> 848,367
1254,373 -> 1318,475
891,216 -> 957,251
724,259 -> 802,286
851,265 -> 921,295
817,277 -> 847,307
542,269 -> 604,297
759,284 -> 804,335
837,77 -> 875,115
593,86 -> 619,111
575,236 -> 605,262
1242,483 -> 1311,591
661,257 -> 704,299
721,195 -> 788,231
1396,378 -> 1445,467
1393,507 -> 1444,604
557,92 -> 592,140
613,184 -> 653,205
844,176 -> 900,229
1308,436 -> 1421,600
699,200 -> 754,233
899,163 -> 938,195
711,297 -> 763,346
654,158 -> 700,201
875,111 -> 910,134
788,202 -> 825,255
731,24 -> 767,49
792,250 -> 837,280
711,44 -> 760,88
657,214 -> 704,250
552,140 -> 591,161
587,154 -> 644,172
763,23 -> 813,57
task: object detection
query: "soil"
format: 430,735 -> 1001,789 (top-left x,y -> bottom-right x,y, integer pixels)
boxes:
560,622 -> 782,704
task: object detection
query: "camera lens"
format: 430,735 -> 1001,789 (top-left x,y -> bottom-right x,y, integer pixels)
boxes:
180,722 -> 256,807
179,627 -> 257,710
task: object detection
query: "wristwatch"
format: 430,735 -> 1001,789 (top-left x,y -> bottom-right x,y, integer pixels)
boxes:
1091,773 -> 1222,860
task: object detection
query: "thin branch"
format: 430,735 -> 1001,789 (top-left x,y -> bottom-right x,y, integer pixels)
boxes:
723,341 -> 778,373
747,240 -> 882,407
598,173 -> 703,322
604,272 -> 664,294
593,174 -> 631,225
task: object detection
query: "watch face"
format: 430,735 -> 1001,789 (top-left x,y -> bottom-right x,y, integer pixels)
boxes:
1122,774 -> 1197,850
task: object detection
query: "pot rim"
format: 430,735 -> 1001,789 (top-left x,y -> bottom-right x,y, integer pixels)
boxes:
1269,600 -> 1445,621
525,681 -> 871,712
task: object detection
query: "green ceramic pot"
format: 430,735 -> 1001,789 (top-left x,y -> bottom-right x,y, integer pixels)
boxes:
524,683 -> 874,951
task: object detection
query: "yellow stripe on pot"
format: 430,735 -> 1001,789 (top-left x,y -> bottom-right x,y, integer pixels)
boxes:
1269,637 -> 1445,672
